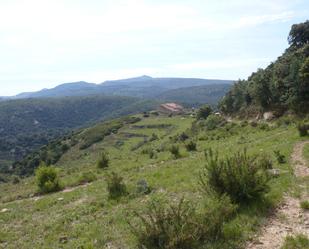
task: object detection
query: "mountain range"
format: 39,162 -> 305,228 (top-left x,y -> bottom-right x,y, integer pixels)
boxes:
6,75 -> 233,100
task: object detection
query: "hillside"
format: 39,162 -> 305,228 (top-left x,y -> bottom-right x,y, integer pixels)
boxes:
158,84 -> 231,106
0,95 -> 156,174
219,20 -> 309,116
0,77 -> 232,175
10,76 -> 233,99
0,112 -> 308,248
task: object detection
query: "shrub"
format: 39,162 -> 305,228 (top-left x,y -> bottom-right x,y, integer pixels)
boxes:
297,122 -> 308,136
35,165 -> 62,194
78,171 -> 97,185
130,196 -> 236,249
185,141 -> 197,151
178,132 -> 189,142
240,120 -> 248,127
202,194 -> 238,240
149,133 -> 159,142
97,152 -> 109,169
12,176 -> 20,184
169,145 -> 180,159
281,234 -> 309,249
250,121 -> 258,127
258,123 -> 269,130
106,172 -> 127,199
204,114 -> 226,130
136,179 -> 151,195
130,198 -> 202,249
148,150 -> 157,159
197,105 -> 212,120
300,200 -> 309,210
274,150 -> 286,164
200,149 -> 271,203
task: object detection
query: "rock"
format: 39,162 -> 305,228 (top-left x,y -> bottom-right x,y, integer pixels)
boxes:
1,208 -> 9,213
59,236 -> 68,244
136,179 -> 151,195
267,169 -> 280,177
263,112 -> 275,121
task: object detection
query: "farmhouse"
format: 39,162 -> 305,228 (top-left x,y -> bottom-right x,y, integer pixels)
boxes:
158,103 -> 184,114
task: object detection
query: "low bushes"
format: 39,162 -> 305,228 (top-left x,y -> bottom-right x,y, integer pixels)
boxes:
77,171 -> 97,185
185,140 -> 197,151
35,165 -> 62,194
200,149 -> 271,204
106,172 -> 127,199
274,150 -> 286,164
203,114 -> 226,130
169,145 -> 181,159
281,234 -> 309,249
297,122 -> 308,136
300,200 -> 309,210
97,151 -> 109,169
130,195 -> 236,249
197,105 -> 213,120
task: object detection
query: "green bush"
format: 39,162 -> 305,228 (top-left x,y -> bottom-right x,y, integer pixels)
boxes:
197,105 -> 212,120
169,145 -> 180,159
203,114 -> 226,130
130,198 -> 201,249
178,132 -> 189,142
107,172 -> 127,199
185,141 -> 197,151
258,123 -> 269,130
35,165 -> 62,194
130,196 -> 236,249
97,152 -> 109,169
300,200 -> 309,210
12,176 -> 20,184
78,171 -> 97,185
200,149 -> 271,203
149,133 -> 159,141
274,150 -> 286,164
281,234 -> 309,249
297,122 -> 308,136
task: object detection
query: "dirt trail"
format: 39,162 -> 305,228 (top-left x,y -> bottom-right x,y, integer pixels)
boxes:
247,141 -> 309,249
2,182 -> 91,205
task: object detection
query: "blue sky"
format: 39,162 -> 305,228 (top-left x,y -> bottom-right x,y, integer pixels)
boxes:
0,0 -> 308,96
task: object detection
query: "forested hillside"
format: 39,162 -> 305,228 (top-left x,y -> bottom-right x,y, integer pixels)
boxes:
219,20 -> 309,116
0,95 -> 156,174
158,84 -> 231,106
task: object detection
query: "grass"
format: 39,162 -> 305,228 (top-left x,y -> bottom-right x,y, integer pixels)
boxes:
281,234 -> 309,249
0,114 -> 301,248
303,143 -> 309,165
300,200 -> 309,210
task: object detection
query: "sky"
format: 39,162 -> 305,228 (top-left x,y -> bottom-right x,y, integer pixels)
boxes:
0,0 -> 308,96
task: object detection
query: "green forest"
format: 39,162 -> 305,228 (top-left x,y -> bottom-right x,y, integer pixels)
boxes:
219,20 -> 309,116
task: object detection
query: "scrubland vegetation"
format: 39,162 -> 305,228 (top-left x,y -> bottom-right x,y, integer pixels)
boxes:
0,111 -> 306,248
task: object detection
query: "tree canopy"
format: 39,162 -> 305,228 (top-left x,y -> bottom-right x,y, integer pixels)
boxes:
219,21 -> 309,116
288,20 -> 309,47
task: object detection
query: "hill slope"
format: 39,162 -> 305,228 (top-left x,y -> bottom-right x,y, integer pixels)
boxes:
0,96 -> 156,173
158,84 -> 231,106
0,113 -> 304,248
